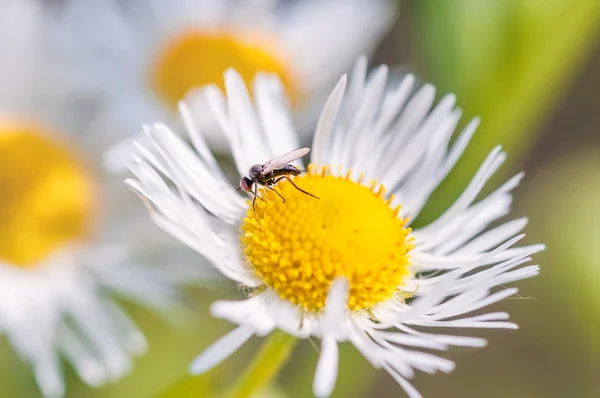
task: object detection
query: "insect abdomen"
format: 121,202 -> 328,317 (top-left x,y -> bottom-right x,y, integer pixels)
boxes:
280,165 -> 301,175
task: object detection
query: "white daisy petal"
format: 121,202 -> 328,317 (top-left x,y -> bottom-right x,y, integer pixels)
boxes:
189,325 -> 255,375
143,123 -> 245,220
383,366 -> 423,398
130,63 -> 543,398
253,73 -> 301,159
313,336 -> 339,398
394,325 -> 488,348
418,146 -> 506,234
345,55 -> 369,116
334,65 -> 389,167
56,324 -> 108,387
178,101 -> 223,172
377,84 -> 437,174
311,75 -> 348,164
370,331 -> 448,351
322,278 -> 350,334
357,74 -> 416,173
33,351 -> 64,398
210,296 -> 276,336
225,69 -> 274,170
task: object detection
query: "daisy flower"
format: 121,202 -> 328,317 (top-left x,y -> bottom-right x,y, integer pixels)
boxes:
127,59 -> 543,397
0,1 -> 193,396
56,0 -> 396,168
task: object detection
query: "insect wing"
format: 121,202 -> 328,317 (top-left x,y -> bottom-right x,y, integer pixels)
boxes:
261,147 -> 310,173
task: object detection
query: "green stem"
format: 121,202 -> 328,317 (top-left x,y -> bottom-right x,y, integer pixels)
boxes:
224,330 -> 297,398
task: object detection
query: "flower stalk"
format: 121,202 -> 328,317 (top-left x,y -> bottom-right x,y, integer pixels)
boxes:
224,330 -> 297,398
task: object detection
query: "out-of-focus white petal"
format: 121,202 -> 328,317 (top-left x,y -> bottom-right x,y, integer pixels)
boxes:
189,325 -> 255,375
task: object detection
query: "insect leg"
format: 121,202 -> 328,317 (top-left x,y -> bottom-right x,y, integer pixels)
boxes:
252,184 -> 258,212
251,184 -> 267,212
274,176 -> 319,199
265,186 -> 286,203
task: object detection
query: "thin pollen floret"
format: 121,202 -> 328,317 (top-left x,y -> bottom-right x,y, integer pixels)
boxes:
241,164 -> 414,312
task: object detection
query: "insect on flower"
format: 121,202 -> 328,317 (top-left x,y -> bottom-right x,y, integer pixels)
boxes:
129,66 -> 544,398
237,147 -> 319,211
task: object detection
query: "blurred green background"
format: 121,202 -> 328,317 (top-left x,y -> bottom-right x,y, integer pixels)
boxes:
2,0 -> 600,397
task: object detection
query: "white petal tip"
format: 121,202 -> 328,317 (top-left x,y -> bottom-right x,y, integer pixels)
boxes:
224,68 -> 243,83
403,73 -> 415,83
314,390 -> 333,398
189,359 -> 209,375
314,381 -> 335,398
177,100 -> 191,113
208,301 -> 226,317
422,83 -> 436,95
141,124 -> 154,135
128,333 -> 149,356
330,277 -> 349,292
106,358 -> 132,380
102,148 -> 132,174
79,363 -> 108,387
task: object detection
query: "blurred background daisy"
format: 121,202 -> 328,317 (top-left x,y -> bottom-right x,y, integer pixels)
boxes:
0,0 -> 204,396
56,0 -> 396,166
1,0 -> 600,397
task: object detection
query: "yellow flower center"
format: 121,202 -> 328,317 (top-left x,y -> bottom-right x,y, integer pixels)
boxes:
0,121 -> 95,267
241,165 -> 414,313
151,30 -> 298,109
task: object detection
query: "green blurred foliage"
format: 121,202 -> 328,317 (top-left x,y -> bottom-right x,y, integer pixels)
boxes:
523,147 -> 600,355
414,0 -> 600,223
159,372 -> 213,398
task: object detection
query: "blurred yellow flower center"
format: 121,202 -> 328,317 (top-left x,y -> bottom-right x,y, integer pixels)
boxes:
0,122 -> 95,267
151,31 -> 298,108
242,165 -> 414,313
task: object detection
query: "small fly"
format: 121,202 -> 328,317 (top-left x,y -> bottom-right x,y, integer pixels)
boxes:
237,147 -> 319,211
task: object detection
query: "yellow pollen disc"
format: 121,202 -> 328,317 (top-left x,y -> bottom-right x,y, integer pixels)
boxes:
241,165 -> 415,313
0,121 -> 96,267
151,30 -> 298,109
